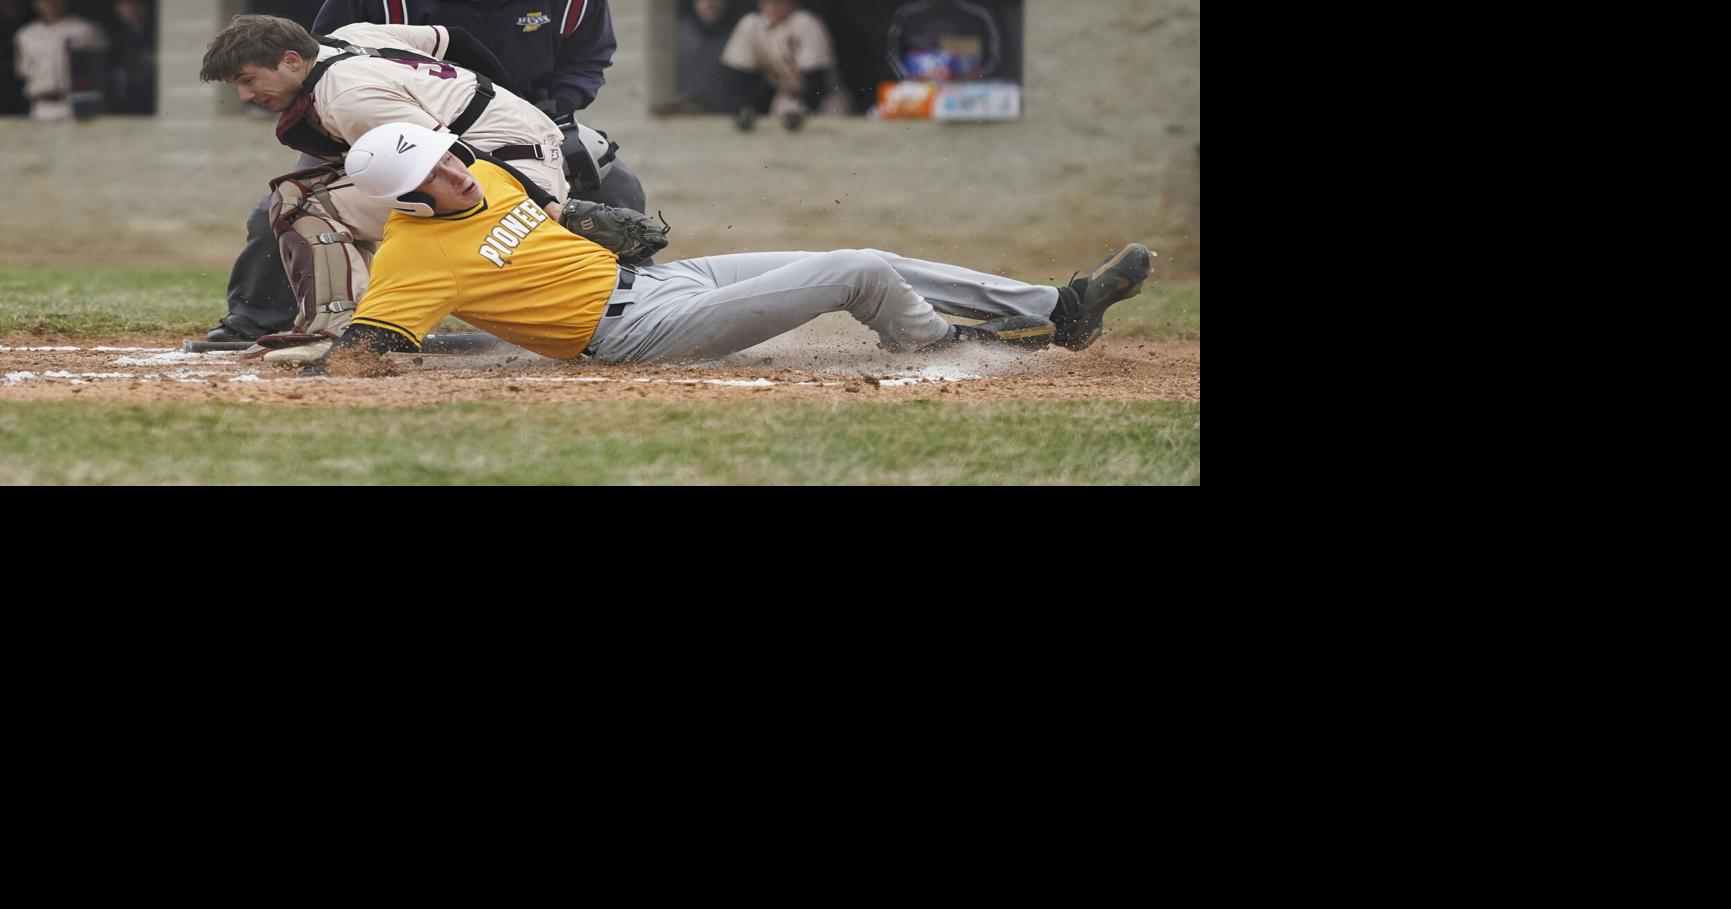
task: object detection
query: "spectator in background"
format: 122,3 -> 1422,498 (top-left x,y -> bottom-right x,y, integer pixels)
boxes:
1,0 -> 31,115
13,0 -> 105,120
721,0 -> 842,132
106,0 -> 154,114
886,0 -> 1000,82
663,0 -> 734,114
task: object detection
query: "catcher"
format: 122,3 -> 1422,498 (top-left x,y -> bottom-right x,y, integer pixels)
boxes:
198,14 -> 633,354
281,123 -> 1153,372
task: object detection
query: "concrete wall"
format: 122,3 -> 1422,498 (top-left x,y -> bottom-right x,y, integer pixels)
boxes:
0,0 -> 1200,278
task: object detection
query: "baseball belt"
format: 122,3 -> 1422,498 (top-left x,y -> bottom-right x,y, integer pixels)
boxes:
606,266 -> 637,317
581,266 -> 639,358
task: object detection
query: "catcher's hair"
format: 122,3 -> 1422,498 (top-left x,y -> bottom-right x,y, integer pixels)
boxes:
199,15 -> 320,83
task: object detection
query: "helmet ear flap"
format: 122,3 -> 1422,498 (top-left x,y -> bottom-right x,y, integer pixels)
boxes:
393,191 -> 437,218
450,139 -> 477,166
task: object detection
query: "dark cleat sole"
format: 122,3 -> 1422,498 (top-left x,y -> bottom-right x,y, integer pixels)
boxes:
970,315 -> 1056,350
1056,243 -> 1153,351
928,315 -> 1057,351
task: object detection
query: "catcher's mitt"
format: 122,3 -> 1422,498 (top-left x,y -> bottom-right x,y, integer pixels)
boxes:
560,200 -> 669,263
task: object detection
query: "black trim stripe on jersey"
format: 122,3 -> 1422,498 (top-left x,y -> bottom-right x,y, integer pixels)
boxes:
471,154 -> 555,209
354,317 -> 422,346
434,199 -> 491,221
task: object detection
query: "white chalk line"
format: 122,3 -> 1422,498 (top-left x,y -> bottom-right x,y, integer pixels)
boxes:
0,346 -> 178,352
111,352 -> 242,365
5,370 -> 265,385
4,373 -> 960,389
8,365 -> 974,389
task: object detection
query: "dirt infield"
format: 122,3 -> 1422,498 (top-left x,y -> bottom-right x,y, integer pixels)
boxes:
1,316 -> 1199,406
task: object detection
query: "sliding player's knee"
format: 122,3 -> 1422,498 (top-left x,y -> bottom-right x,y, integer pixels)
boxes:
820,250 -> 898,298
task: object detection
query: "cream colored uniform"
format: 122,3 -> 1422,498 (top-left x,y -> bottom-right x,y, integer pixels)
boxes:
303,23 -> 569,243
719,10 -> 846,116
12,15 -> 106,121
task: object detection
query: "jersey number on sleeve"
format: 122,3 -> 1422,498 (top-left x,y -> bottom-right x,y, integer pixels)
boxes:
385,58 -> 458,80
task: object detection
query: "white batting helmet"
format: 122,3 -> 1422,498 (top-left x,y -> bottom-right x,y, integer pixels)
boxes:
346,122 -> 460,216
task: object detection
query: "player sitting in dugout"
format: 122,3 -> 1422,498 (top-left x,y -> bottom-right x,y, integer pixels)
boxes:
281,123 -> 1154,374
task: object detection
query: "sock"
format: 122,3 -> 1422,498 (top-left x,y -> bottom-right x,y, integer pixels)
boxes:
1052,285 -> 1081,325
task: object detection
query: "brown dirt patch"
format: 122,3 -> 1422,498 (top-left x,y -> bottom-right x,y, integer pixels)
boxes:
2,321 -> 1199,406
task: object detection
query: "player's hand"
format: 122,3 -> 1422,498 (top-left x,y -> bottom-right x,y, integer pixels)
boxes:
533,97 -> 578,119
545,201 -> 562,223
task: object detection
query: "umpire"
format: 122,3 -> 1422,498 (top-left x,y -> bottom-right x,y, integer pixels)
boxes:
210,0 -> 648,343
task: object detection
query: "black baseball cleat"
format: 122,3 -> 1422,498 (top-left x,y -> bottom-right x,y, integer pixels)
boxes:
924,315 -> 1057,351
205,323 -> 261,343
1054,243 -> 1154,351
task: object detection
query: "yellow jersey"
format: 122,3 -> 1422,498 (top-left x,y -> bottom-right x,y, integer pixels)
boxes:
352,160 -> 619,360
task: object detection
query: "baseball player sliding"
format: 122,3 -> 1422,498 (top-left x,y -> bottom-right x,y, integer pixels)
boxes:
280,123 -> 1154,374
198,14 -> 584,349
210,2 -> 640,345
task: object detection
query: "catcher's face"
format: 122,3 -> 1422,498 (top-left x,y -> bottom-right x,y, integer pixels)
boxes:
415,153 -> 483,211
230,55 -> 305,111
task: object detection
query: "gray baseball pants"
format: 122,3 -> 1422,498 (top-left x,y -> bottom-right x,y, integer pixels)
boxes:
582,249 -> 1061,364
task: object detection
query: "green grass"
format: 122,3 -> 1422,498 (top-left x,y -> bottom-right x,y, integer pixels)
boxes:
0,266 -> 228,336
2,265 -> 1198,342
0,265 -> 475,336
0,400 -> 1201,485
1102,281 -> 1201,341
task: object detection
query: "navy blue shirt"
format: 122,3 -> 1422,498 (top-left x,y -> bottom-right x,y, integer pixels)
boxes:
312,0 -> 616,111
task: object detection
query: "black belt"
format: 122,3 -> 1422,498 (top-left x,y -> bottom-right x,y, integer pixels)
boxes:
581,267 -> 637,358
606,266 -> 636,317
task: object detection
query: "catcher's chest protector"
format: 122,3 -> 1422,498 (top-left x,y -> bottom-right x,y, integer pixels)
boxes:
269,164 -> 372,336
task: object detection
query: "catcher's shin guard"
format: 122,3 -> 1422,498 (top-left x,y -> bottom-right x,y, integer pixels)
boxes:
268,164 -> 371,341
